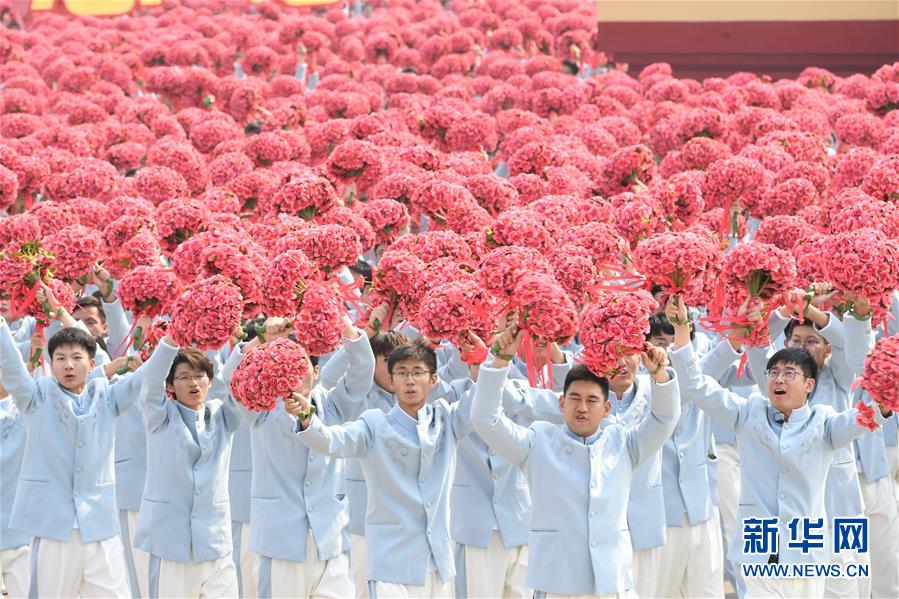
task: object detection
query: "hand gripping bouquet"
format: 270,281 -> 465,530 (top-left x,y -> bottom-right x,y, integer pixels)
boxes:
116,266 -> 183,356
368,249 -> 429,330
579,291 -> 659,378
417,278 -> 498,364
230,338 -> 311,412
510,273 -> 579,388
0,240 -> 56,319
856,335 -> 899,430
719,241 -> 798,347
824,228 -> 899,327
168,275 -> 244,350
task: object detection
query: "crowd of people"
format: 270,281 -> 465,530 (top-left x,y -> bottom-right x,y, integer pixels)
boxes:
2,0 -> 899,598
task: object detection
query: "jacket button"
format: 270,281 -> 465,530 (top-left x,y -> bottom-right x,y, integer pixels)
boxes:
493,473 -> 500,479
493,497 -> 500,504
195,489 -> 201,496
77,442 -> 84,448
426,501 -> 432,508
420,477 -> 426,484
192,514 -> 196,519
305,480 -> 312,486
591,541 -> 598,547
779,494 -> 785,500
76,467 -> 83,473
589,511 -> 596,518
678,452 -> 684,458
308,506 -> 314,513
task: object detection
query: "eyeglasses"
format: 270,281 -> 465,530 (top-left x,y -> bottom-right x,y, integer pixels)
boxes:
787,338 -> 823,350
174,374 -> 209,383
765,369 -> 806,382
391,370 -> 432,380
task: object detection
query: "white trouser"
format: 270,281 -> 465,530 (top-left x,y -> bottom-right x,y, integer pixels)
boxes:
632,545 -> 662,598
232,520 -> 258,598
536,590 -> 637,599
890,446 -> 899,510
30,529 -> 130,598
350,533 -> 367,599
744,575 -> 825,598
371,572 -> 452,598
149,553 -> 238,598
824,540 -> 871,599
860,473 -> 899,598
0,544 -> 30,599
120,510 -> 150,597
656,512 -> 725,598
460,531 -> 529,598
716,442 -> 744,590
256,530 -> 353,598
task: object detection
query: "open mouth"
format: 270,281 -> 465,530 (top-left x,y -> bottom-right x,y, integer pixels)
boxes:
773,389 -> 787,396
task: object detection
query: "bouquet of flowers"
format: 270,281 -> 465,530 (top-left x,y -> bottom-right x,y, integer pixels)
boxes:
266,172 -> 338,219
513,273 -> 578,344
579,291 -> 658,378
260,250 -> 319,317
824,228 -> 899,324
477,245 -> 552,300
358,198 -> 410,246
294,224 -> 362,274
292,281 -> 345,356
858,335 -> 899,427
416,278 -> 498,351
633,231 -> 723,307
43,225 -> 103,283
721,241 -> 798,346
168,275 -> 244,350
230,338 -> 311,412
118,266 -> 182,319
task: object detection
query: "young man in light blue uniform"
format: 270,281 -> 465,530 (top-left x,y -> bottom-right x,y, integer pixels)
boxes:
134,335 -> 244,598
666,296 -> 893,598
224,316 -> 374,597
452,332 -> 571,599
471,330 -> 680,598
0,294 -> 168,598
293,339 -> 479,598
0,380 -> 28,599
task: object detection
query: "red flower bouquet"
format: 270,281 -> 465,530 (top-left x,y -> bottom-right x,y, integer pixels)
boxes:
168,275 -> 244,350
230,338 -> 311,412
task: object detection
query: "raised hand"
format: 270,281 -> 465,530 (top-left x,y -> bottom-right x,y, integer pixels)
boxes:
641,342 -> 670,383
491,323 -> 524,368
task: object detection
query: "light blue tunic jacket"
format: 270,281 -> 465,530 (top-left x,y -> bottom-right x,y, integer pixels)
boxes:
0,320 -> 167,543
670,342 -> 889,566
472,365 -> 681,596
298,391 -> 475,586
0,396 -> 28,550
133,340 -> 243,563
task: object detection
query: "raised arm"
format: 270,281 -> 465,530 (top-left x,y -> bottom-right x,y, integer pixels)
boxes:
325,319 -> 376,421
137,338 -> 180,430
626,345 -> 680,467
824,398 -> 891,450
669,316 -> 751,434
842,297 -> 876,376
295,412 -> 376,458
0,318 -> 38,412
471,364 -> 536,467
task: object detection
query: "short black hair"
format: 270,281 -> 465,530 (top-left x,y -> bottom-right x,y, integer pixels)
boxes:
370,331 -> 410,358
766,348 -> 819,381
74,296 -> 107,324
349,260 -> 372,285
48,327 -> 97,360
784,319 -> 829,344
563,364 -> 609,399
387,340 -> 437,374
647,311 -> 694,341
648,312 -> 675,338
